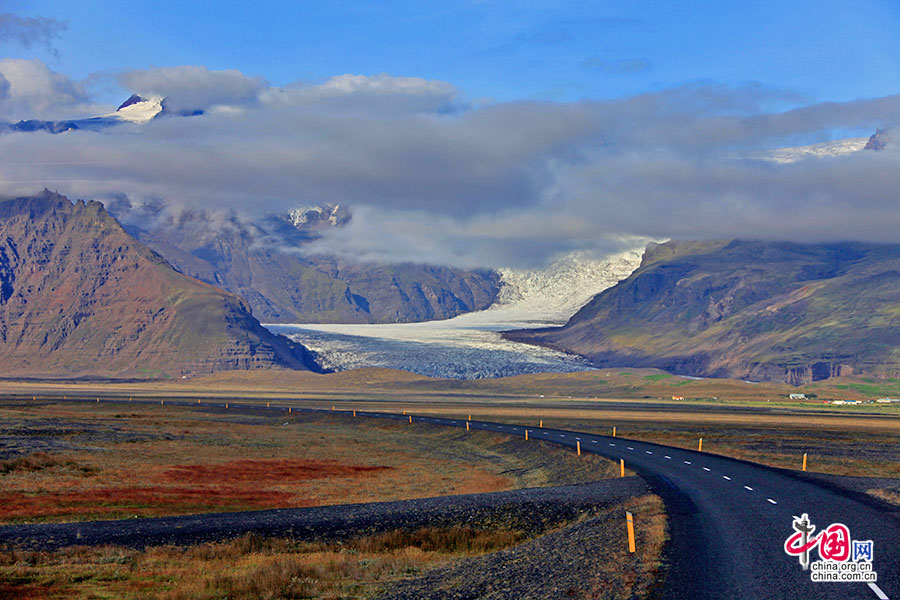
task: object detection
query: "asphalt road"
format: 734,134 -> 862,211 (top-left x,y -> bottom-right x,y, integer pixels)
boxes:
4,397 -> 898,599
399,413 -> 900,600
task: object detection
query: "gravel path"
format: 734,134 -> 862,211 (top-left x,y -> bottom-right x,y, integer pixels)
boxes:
0,477 -> 647,552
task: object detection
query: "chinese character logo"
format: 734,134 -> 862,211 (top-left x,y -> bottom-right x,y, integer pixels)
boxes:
784,513 -> 877,584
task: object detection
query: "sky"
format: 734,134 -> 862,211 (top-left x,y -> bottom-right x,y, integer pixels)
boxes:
1,2 -> 900,267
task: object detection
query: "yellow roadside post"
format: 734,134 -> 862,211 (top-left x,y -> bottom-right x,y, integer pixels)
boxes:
613,426 -> 616,437
409,415 -> 412,424
626,512 -> 636,553
353,410 -> 356,417
698,437 -> 703,452
802,453 -> 808,471
267,402 -> 270,407
525,430 -> 529,441
620,459 -> 625,477
539,419 -> 543,428
466,421 -> 470,431
332,406 -> 335,411
403,409 -> 406,415
577,440 -> 581,455
97,398 -> 99,403
289,407 -> 292,413
198,399 -> 201,404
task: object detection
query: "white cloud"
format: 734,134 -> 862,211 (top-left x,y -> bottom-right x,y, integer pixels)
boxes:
0,58 -> 91,119
2,65 -> 900,268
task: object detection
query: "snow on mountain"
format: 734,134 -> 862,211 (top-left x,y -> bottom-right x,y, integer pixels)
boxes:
268,247 -> 646,378
287,204 -> 350,231
759,137 -> 869,163
106,94 -> 164,123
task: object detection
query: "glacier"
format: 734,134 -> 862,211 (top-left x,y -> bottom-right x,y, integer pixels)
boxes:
267,248 -> 645,379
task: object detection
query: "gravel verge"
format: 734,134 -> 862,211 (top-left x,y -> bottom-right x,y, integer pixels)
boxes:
0,477 -> 647,552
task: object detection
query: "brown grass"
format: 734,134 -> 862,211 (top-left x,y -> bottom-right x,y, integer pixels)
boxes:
0,527 -> 529,600
162,458 -> 392,484
0,403 -> 617,524
867,489 -> 900,507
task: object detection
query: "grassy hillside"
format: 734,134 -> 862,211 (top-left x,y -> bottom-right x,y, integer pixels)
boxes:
507,239 -> 900,384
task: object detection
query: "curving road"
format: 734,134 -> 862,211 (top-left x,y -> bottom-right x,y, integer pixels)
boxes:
5,397 -> 898,598
369,410 -> 899,599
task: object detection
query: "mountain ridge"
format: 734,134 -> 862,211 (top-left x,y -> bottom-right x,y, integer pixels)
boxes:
506,239 -> 900,384
0,191 -> 321,378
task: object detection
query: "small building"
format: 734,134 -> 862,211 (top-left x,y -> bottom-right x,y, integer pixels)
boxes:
789,393 -> 807,400
672,396 -> 684,401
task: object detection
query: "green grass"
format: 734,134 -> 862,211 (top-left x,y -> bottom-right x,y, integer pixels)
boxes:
643,373 -> 672,382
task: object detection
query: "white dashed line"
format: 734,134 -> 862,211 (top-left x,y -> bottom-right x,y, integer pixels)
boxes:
575,437 -> 581,440
664,455 -> 671,459
646,451 -> 653,455
723,476 -> 731,481
868,582 -> 889,599
744,486 -> 753,491
767,499 -> 777,505
684,461 -> 692,465
592,440 -> 597,443
703,467 -> 711,471
628,447 -> 634,450
609,443 -> 616,447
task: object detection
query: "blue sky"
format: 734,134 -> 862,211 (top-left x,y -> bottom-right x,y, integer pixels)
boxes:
3,0 -> 900,105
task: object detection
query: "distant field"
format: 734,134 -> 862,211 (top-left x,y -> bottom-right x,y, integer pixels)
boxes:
4,366 -> 900,407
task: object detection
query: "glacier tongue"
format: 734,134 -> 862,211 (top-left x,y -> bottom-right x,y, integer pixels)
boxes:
268,247 -> 645,379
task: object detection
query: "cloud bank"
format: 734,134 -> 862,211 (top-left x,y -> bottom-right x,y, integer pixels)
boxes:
1,60 -> 899,267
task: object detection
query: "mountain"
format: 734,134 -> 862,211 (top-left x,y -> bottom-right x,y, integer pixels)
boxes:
506,239 -> 900,384
0,95 -> 168,135
865,128 -> 892,151
0,191 -> 320,378
111,202 -> 501,324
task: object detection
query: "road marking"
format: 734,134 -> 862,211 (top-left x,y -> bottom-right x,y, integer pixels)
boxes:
723,476 -> 731,480
646,451 -> 653,454
610,443 -> 616,447
575,437 -> 581,440
560,434 -> 566,437
703,467 -> 711,471
684,461 -> 692,465
664,455 -> 671,459
868,582 -> 889,599
628,447 -> 634,450
767,499 -> 778,505
592,440 -> 597,443
744,485 -> 753,491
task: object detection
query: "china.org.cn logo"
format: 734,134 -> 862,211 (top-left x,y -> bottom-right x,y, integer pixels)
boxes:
784,513 -> 877,583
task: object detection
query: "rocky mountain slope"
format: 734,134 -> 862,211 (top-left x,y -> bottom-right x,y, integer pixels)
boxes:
0,191 -> 320,378
111,202 -> 500,324
506,239 -> 900,384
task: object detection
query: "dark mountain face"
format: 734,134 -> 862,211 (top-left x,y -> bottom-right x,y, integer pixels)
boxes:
110,202 -> 500,324
506,239 -> 900,384
0,191 -> 320,378
865,128 -> 892,151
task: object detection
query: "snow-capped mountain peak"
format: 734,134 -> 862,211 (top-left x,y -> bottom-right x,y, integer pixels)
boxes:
105,94 -> 164,124
287,204 -> 350,230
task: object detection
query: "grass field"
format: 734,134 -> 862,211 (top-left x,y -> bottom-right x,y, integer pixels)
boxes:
0,401 -> 620,525
0,399 -> 659,599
